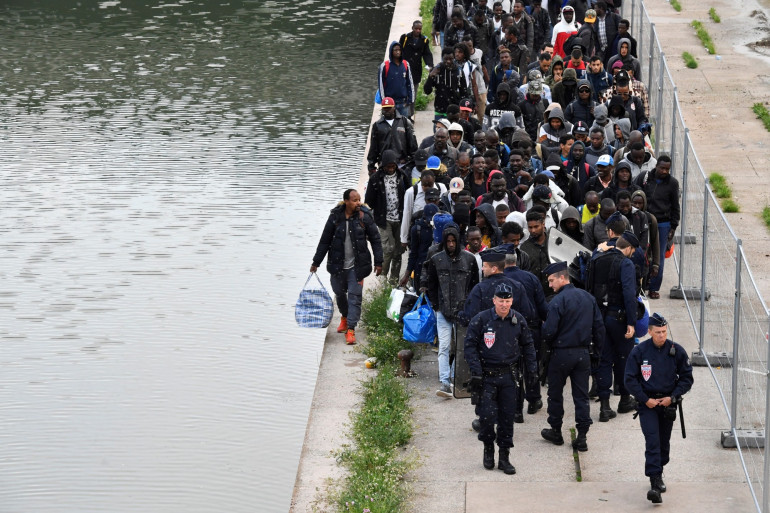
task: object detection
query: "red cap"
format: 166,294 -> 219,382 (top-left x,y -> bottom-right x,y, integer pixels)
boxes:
381,97 -> 395,107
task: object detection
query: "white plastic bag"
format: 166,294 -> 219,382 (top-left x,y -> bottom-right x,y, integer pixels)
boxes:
386,288 -> 406,322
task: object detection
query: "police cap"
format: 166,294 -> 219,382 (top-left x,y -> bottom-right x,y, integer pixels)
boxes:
543,260 -> 568,276
494,282 -> 514,299
649,312 -> 668,327
480,250 -> 506,263
621,230 -> 640,248
495,243 -> 517,255
606,211 -> 624,225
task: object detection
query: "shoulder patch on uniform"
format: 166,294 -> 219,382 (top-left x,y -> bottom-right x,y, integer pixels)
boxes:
484,330 -> 496,349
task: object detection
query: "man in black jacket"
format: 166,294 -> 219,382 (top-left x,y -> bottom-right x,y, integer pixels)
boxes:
311,190 -> 383,344
400,21 -> 434,91
365,150 -> 409,284
425,49 -> 470,118
366,97 -> 418,174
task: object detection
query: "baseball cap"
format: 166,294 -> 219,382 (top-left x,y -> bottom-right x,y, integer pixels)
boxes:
381,97 -> 395,108
528,79 -> 544,95
425,188 -> 441,201
615,70 -> 631,84
573,121 -> 589,134
532,185 -> 552,200
584,9 -> 597,22
432,118 -> 452,130
448,122 -> 464,134
426,156 -> 441,170
459,98 -> 474,111
413,149 -> 429,167
597,154 -> 614,166
528,69 -> 543,81
449,177 -> 465,194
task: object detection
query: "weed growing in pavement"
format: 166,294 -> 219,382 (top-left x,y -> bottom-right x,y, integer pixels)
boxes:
753,103 -> 770,132
721,199 -> 740,213
762,206 -> 770,229
708,173 -> 731,198
682,52 -> 698,68
360,285 -> 413,364
670,0 -> 682,12
709,7 -> 721,22
691,21 -> 716,54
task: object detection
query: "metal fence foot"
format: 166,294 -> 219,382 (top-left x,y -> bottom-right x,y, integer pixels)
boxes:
691,350 -> 733,367
674,232 -> 697,244
669,285 -> 711,300
721,430 -> 765,449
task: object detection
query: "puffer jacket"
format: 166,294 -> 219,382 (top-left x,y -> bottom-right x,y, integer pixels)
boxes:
312,204 -> 384,280
426,225 -> 480,319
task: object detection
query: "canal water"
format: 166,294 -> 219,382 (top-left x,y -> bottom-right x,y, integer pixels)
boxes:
0,1 -> 392,511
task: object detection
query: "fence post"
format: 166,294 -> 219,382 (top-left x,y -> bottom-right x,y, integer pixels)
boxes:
654,52 -> 665,156
699,182 -> 709,353
638,8 -> 645,71
730,240 -> 742,432
670,89 -> 678,166
677,128 -> 690,291
763,312 -> 770,512
647,24 -> 655,90
631,0 -> 636,39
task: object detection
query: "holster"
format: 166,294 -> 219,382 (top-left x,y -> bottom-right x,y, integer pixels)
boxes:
663,404 -> 677,422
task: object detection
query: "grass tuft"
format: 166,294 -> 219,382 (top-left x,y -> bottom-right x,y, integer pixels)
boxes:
682,51 -> 698,68
762,206 -> 770,229
709,7 -> 721,22
721,199 -> 740,213
752,103 -> 770,132
691,20 -> 716,54
359,285 -> 413,364
708,172 -> 731,198
670,0 -> 682,11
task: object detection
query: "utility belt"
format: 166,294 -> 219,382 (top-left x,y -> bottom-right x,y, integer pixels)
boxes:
603,307 -> 626,323
482,364 -> 519,377
649,392 -> 672,399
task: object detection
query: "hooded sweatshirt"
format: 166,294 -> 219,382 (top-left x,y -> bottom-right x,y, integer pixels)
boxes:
495,112 -> 522,148
559,205 -> 584,243
538,105 -> 571,149
611,118 -> 632,162
631,190 -> 660,271
473,203 -> 503,248
544,54 -> 564,88
485,83 -> 523,131
379,42 -> 415,104
565,140 -> 596,189
584,130 -> 613,168
564,78 -> 596,126
552,6 -> 579,58
590,103 -> 615,147
606,38 -> 641,80
552,67 -> 578,110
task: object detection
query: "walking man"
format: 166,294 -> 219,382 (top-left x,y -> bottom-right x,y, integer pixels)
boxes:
465,282 -> 538,474
624,313 -> 693,504
539,261 -> 605,452
311,190 -> 383,345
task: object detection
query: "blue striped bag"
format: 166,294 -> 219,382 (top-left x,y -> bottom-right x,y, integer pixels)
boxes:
295,273 -> 334,328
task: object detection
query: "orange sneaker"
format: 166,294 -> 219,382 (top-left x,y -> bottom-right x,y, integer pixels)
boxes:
345,329 -> 356,345
336,317 -> 348,333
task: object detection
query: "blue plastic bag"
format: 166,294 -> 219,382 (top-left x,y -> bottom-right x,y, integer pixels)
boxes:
403,293 -> 437,343
634,295 -> 650,337
295,273 -> 334,328
374,89 -> 382,104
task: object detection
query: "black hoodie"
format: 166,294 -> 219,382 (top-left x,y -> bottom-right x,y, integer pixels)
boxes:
426,225 -> 480,319
424,61 -> 470,115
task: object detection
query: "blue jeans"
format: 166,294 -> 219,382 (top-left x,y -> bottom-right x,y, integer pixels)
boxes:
649,222 -> 671,292
436,312 -> 454,385
330,268 -> 363,329
395,99 -> 410,119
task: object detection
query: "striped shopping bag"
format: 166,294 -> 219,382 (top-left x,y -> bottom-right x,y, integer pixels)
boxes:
295,273 -> 334,328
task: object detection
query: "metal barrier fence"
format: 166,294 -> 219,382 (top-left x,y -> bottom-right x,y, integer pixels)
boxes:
624,0 -> 770,510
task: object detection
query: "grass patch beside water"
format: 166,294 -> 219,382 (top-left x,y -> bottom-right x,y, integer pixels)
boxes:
752,103 -> 770,132
691,20 -> 716,54
709,7 -> 721,22
682,52 -> 698,68
334,285 -> 415,513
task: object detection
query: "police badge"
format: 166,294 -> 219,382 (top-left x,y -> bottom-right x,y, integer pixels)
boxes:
484,331 -> 495,349
641,360 -> 652,381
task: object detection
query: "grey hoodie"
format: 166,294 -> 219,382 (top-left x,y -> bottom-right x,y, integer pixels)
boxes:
590,103 -> 615,144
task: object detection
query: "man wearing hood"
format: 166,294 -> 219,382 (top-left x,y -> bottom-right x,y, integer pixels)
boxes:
591,103 -> 614,144
427,223 -> 480,397
425,48 -> 470,119
600,158 -> 640,201
609,20 -> 638,63
632,190 -> 660,290
448,123 -> 473,153
623,142 -> 656,180
485,83 -> 522,131
365,149 -> 409,283
559,206 -> 584,243
611,120 -> 633,162
601,71 -> 646,130
552,67 -> 579,110
606,39 -> 641,80
547,153 -> 582,207
565,139 -> 596,190
552,6 -> 579,58
366,97 -> 418,174
311,190 -> 383,345
379,42 -> 415,119
633,155 -> 679,299
584,126 -> 613,167
519,80 -> 549,142
564,79 -> 596,126
544,55 -> 564,87
495,112 -> 523,149
473,202 -> 504,248
538,104 -> 571,149
489,50 -> 517,105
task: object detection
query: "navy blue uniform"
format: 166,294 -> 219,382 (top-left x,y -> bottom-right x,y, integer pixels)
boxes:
465,307 -> 538,448
504,266 -> 550,410
624,339 -> 693,477
589,248 -> 638,399
459,273 -> 533,326
542,284 -> 605,434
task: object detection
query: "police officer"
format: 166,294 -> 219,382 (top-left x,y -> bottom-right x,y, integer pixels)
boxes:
460,250 -> 534,427
465,282 -> 538,474
587,229 -> 639,421
539,261 -> 605,452
501,244 -> 549,417
624,313 -> 693,504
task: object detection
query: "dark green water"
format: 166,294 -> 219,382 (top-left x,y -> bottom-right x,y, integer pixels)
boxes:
0,1 -> 392,511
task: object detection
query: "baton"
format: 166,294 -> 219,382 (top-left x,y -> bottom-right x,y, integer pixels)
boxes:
678,400 -> 686,439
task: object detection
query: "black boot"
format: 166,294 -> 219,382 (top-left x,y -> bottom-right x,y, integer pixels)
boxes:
514,412 -> 524,423
617,394 -> 636,413
483,442 -> 495,470
527,399 -> 543,414
651,474 -> 667,493
571,435 -> 588,452
498,447 -> 516,475
472,418 -> 481,432
588,377 -> 598,398
599,398 -> 617,422
540,428 -> 564,445
647,476 -> 663,503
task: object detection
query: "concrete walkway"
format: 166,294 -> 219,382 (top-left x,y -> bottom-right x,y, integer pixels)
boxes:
290,0 -> 765,510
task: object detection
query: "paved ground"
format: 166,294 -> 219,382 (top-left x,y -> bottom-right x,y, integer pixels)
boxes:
290,0 -> 770,510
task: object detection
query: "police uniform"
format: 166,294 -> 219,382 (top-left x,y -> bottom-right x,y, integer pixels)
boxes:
465,283 -> 538,474
587,229 -> 639,420
624,313 -> 693,503
539,261 -> 605,450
